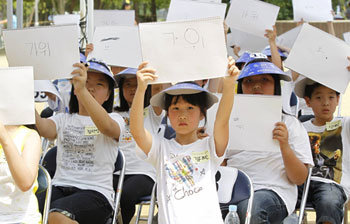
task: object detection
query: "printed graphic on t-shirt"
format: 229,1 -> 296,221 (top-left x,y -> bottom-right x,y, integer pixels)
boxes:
165,150 -> 210,201
121,116 -> 133,143
308,125 -> 343,182
61,125 -> 96,172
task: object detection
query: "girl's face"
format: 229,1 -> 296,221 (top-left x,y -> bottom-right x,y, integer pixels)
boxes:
168,96 -> 204,136
122,77 -> 137,106
242,74 -> 275,95
86,72 -> 111,105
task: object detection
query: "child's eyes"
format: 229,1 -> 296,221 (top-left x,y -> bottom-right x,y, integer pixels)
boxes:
188,106 -> 194,110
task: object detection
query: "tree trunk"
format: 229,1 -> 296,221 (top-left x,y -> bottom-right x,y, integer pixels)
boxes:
57,0 -> 66,14
134,0 -> 139,23
26,4 -> 35,27
150,0 -> 157,21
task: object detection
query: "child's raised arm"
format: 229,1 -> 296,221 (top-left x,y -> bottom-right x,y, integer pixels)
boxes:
71,63 -> 121,140
0,123 -> 41,192
265,25 -> 283,70
130,62 -> 157,155
214,57 -> 239,157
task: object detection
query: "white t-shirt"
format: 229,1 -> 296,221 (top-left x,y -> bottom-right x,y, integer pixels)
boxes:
116,106 -> 164,180
50,112 -> 125,206
144,136 -> 224,224
281,78 -> 297,116
226,114 -> 314,214
303,117 -> 350,198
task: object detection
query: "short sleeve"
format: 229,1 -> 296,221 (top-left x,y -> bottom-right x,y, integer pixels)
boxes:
141,134 -> 161,168
48,113 -> 65,133
286,115 -> 314,166
208,136 -> 225,169
109,112 -> 126,138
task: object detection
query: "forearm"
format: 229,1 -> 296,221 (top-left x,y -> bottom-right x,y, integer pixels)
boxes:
216,82 -> 235,126
76,88 -> 120,138
280,144 -> 308,185
0,134 -> 38,191
130,87 -> 147,140
269,41 -> 283,70
214,81 -> 235,156
35,110 -> 56,139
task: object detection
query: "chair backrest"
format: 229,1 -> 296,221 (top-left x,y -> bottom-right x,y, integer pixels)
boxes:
41,146 -> 124,224
36,165 -> 52,224
40,146 -> 57,179
216,166 -> 254,224
112,150 -> 126,224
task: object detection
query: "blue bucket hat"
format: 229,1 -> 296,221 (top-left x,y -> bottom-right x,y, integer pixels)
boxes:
261,46 -> 287,61
238,57 -> 291,81
87,59 -> 116,87
115,68 -> 137,87
150,82 -> 218,110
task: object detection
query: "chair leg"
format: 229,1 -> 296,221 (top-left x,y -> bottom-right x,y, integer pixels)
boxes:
135,204 -> 143,224
344,202 -> 349,224
302,212 -> 307,224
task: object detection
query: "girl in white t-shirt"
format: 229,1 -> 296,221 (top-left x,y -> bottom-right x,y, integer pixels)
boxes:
113,67 -> 165,223
129,58 -> 239,224
224,55 -> 314,223
35,60 -> 125,224
0,123 -> 42,223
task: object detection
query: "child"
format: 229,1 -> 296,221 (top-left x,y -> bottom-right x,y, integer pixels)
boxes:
113,67 -> 164,223
35,59 -> 125,224
0,122 -> 42,223
129,58 -> 239,223
294,76 -> 349,224
225,56 -> 314,223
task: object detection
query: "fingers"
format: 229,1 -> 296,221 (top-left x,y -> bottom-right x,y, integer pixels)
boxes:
138,61 -> 149,70
273,122 -> 288,141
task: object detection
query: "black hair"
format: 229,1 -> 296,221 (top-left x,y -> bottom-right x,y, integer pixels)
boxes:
237,74 -> 281,95
304,83 -> 340,98
114,77 -> 151,112
69,74 -> 115,113
164,84 -> 209,124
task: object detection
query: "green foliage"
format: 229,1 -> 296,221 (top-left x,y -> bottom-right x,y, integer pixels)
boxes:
263,0 -> 293,20
0,0 -> 348,28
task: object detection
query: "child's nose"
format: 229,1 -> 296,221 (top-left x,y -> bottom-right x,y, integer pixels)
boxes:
253,82 -> 261,90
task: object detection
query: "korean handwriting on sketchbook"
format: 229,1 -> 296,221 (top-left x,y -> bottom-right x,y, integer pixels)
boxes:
163,27 -> 205,49
25,42 -> 51,56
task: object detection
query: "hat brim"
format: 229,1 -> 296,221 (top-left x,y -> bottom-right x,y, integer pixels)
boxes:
150,84 -> 218,110
294,77 -> 317,98
238,62 -> 292,81
88,68 -> 116,87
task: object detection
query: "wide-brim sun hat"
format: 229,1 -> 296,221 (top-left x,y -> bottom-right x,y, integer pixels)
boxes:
150,82 -> 218,110
87,59 -> 116,87
261,46 -> 287,61
115,68 -> 137,87
238,57 -> 291,82
294,77 -> 317,98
